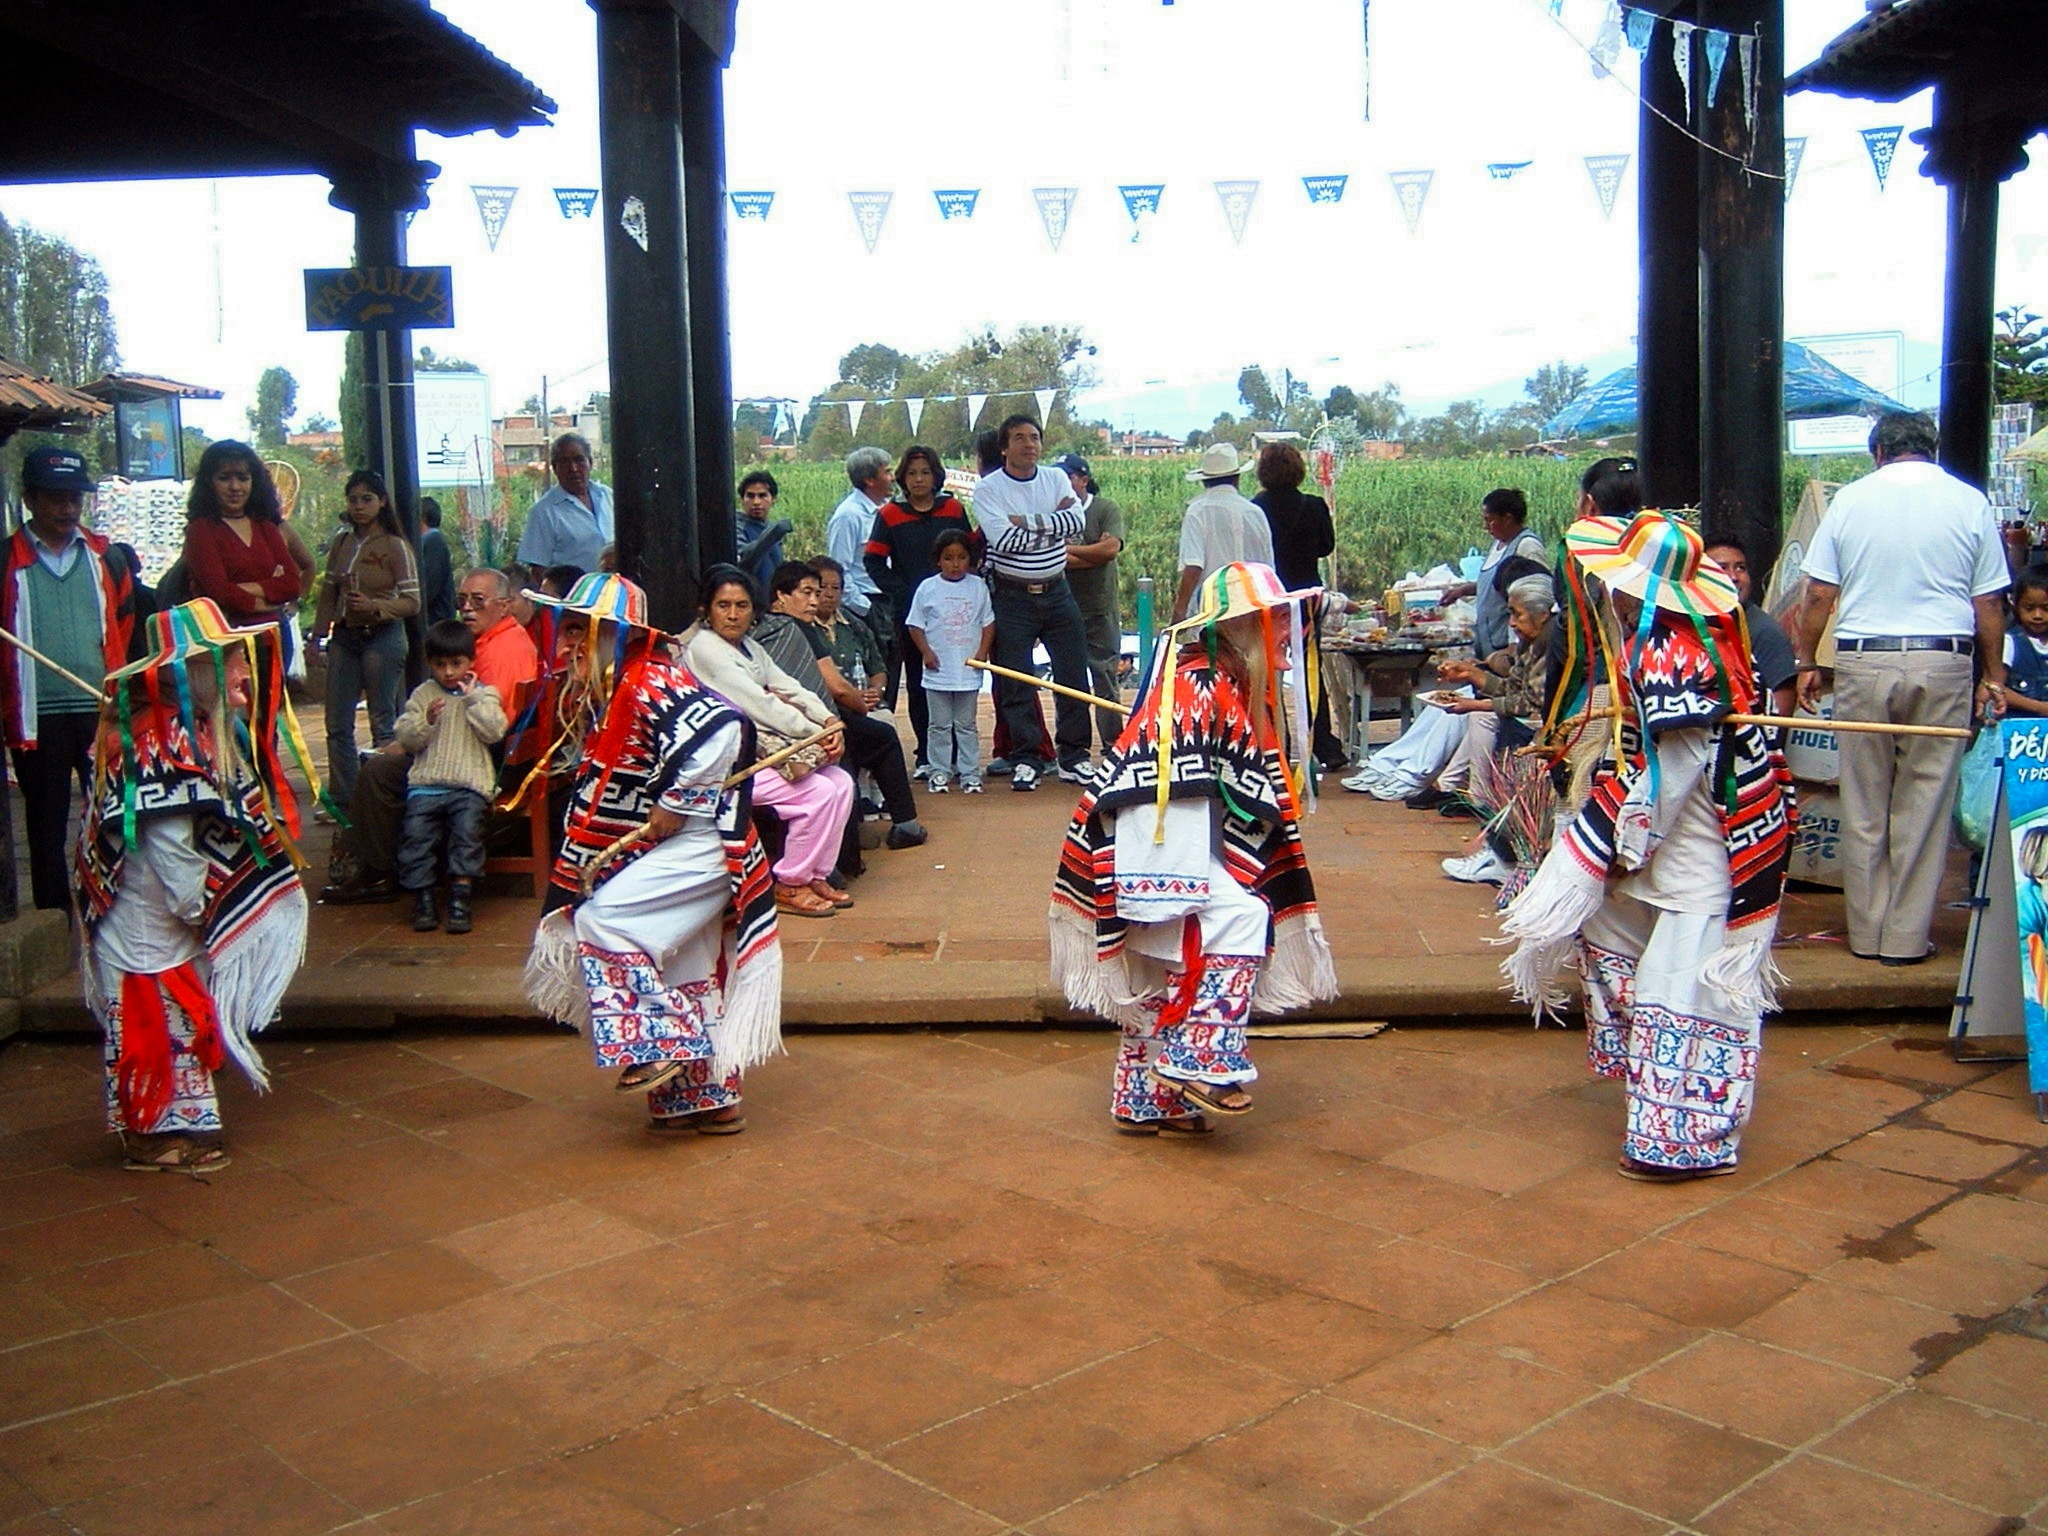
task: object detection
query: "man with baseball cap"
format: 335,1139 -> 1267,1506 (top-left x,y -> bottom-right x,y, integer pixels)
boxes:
3,447 -> 133,910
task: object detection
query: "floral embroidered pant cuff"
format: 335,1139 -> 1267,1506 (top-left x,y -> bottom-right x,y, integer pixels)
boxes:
1113,953 -> 1261,1122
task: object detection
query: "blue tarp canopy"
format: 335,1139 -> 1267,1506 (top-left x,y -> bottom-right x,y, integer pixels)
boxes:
1542,342 -> 1912,439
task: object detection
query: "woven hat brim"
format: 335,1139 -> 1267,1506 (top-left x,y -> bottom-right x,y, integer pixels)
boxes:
1565,516 -> 1741,618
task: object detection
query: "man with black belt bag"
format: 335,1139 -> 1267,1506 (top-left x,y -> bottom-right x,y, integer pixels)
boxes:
1797,411 -> 2008,966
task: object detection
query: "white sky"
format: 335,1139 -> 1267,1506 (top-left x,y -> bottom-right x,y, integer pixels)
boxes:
3,0 -> 2042,438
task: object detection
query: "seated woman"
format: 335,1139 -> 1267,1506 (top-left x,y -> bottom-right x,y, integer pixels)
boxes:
682,567 -> 856,920
1435,574 -> 1558,883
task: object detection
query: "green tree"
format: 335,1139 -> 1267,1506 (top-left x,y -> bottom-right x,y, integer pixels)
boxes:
414,346 -> 480,373
1237,365 -> 1280,423
1995,305 -> 2048,409
303,410 -> 336,433
340,335 -> 367,469
837,343 -> 910,393
0,210 -> 119,386
247,366 -> 298,447
1407,399 -> 1489,457
1524,360 -> 1590,423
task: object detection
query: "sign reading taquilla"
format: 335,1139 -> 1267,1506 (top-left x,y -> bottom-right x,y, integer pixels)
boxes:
303,266 -> 455,331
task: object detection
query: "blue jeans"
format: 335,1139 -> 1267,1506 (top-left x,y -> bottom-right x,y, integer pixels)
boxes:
325,621 -> 407,806
992,578 -> 1091,769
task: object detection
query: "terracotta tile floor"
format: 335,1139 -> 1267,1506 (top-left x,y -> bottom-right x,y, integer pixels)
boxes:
3,1018 -> 2047,1534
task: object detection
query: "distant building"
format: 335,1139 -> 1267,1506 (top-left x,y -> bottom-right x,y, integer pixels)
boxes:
286,430 -> 344,451
494,408 -> 604,476
1112,432 -> 1181,457
1358,440 -> 1406,461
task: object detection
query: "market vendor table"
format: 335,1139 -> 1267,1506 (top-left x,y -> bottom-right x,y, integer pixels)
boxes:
1325,631 -> 1473,763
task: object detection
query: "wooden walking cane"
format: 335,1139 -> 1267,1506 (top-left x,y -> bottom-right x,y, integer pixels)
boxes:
0,624 -> 108,703
1522,707 -> 1972,757
968,658 -> 1129,716
578,720 -> 847,894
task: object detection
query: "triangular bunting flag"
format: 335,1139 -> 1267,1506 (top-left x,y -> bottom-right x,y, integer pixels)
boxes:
1738,34 -> 1757,134
1118,183 -> 1164,243
1033,388 -> 1057,424
906,398 -> 925,434
1301,175 -> 1349,205
1387,170 -> 1433,235
553,188 -> 599,219
1033,187 -> 1079,252
1213,179 -> 1259,245
848,190 -> 893,253
1584,154 -> 1631,220
619,195 -> 649,252
1861,126 -> 1904,191
966,393 -> 989,429
933,189 -> 980,221
728,191 -> 775,220
1672,21 -> 1694,105
1703,28 -> 1730,105
1783,136 -> 1807,201
847,399 -> 866,436
1590,2 -> 1624,78
471,185 -> 518,250
1486,161 -> 1533,182
1623,6 -> 1655,51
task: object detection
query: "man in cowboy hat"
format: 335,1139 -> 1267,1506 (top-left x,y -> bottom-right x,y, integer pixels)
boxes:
1504,511 -> 1794,1183
1172,442 -> 1274,623
3,446 -> 135,912
522,573 -> 783,1135
77,599 -> 313,1173
1051,562 -> 1337,1136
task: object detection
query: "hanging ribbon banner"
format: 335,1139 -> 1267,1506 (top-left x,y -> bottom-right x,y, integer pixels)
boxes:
1033,186 -> 1079,252
1387,170 -> 1434,235
553,188 -> 599,219
1118,183 -> 1165,242
1214,179 -> 1259,245
1861,126 -> 1904,192
1584,154 -> 1631,220
1703,28 -> 1730,105
933,189 -> 980,221
1486,161 -> 1533,181
905,398 -> 925,434
1783,136 -> 1807,201
1301,175 -> 1349,205
1737,34 -> 1757,134
1671,20 -> 1694,104
848,190 -> 893,253
471,185 -> 518,251
728,191 -> 776,221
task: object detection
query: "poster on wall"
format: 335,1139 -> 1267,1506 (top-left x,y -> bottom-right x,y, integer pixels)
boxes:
1787,331 -> 1904,455
413,370 -> 493,488
1999,718 -> 2048,1116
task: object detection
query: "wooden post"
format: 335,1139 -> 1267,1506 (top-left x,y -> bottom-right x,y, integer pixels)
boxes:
591,0 -> 702,632
1637,3 -> 1701,512
680,18 -> 737,572
1698,0 -> 1785,585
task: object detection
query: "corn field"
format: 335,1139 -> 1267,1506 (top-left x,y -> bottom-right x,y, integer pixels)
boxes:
744,452 -> 1872,614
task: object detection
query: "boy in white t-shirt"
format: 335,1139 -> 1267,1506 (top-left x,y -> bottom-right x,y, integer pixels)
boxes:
906,530 -> 996,792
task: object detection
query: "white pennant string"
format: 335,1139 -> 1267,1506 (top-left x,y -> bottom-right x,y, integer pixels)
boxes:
966,393 -> 988,429
906,398 -> 925,434
1033,388 -> 1057,424
1737,34 -> 1757,137
1671,21 -> 1694,110
847,399 -> 865,436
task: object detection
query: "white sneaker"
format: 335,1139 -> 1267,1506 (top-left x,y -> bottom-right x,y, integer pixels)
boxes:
1012,762 -> 1039,792
960,777 -> 985,793
913,762 -> 934,780
1442,850 -> 1507,885
928,772 -> 951,793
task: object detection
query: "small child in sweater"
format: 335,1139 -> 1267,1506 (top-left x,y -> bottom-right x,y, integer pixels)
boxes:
395,619 -> 508,934
906,530 -> 996,792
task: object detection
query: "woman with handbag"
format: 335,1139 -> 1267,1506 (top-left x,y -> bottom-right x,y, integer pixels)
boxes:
684,567 -> 855,919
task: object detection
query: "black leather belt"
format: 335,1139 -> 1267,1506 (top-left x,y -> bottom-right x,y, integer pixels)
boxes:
993,574 -> 1064,595
1835,636 -> 1974,655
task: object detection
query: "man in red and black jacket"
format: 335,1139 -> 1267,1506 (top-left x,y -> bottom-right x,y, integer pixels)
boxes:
2,447 -> 135,911
862,455 -> 981,771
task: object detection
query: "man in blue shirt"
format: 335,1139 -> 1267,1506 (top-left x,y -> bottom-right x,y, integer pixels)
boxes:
734,470 -> 792,595
516,432 -> 613,580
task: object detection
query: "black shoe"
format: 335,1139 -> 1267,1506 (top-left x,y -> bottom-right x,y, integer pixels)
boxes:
1438,801 -> 1481,820
410,890 -> 439,932
825,869 -> 849,891
1880,947 -> 1935,968
1404,789 -> 1451,811
321,875 -> 399,906
445,882 -> 473,936
886,820 -> 929,850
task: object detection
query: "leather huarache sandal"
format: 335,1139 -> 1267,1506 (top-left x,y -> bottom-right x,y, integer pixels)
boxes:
647,1106 -> 748,1135
1148,1071 -> 1254,1117
809,877 -> 855,909
775,882 -> 838,918
1113,1115 -> 1213,1138
616,1059 -> 685,1095
121,1133 -> 231,1175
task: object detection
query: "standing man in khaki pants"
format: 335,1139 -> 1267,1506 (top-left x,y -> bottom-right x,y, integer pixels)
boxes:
1796,411 -> 2008,966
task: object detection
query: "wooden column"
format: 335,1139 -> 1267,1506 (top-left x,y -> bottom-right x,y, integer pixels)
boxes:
590,0 -> 700,630
1637,4 -> 1701,512
680,23 -> 736,571
1697,0 -> 1785,582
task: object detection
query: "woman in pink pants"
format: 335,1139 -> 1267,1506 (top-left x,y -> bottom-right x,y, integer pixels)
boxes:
685,568 -> 854,919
